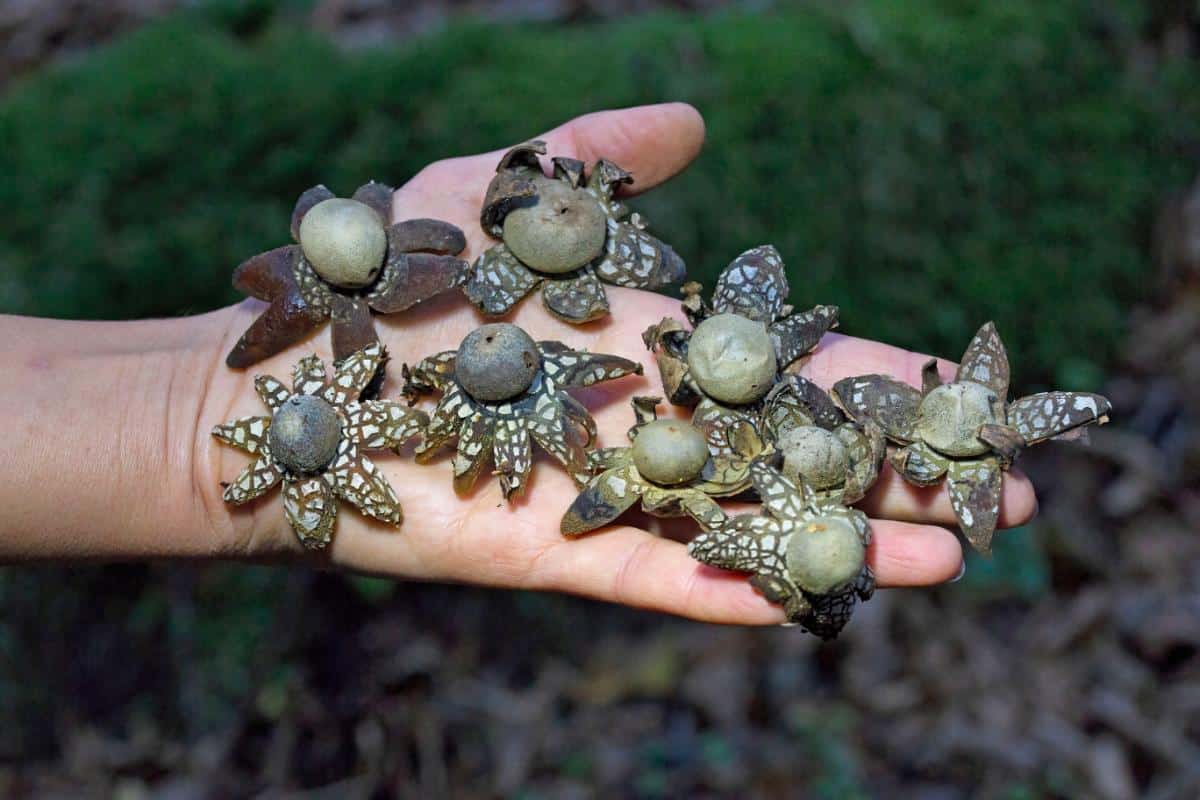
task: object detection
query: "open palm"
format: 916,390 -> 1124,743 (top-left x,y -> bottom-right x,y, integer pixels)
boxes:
200,103 -> 1036,624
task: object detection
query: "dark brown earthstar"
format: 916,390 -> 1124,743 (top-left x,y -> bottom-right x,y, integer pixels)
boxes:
226,182 -> 470,369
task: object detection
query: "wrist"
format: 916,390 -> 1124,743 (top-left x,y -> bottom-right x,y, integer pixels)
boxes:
0,309 -> 290,562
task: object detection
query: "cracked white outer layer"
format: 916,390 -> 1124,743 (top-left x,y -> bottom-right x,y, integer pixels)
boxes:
213,343 -> 427,549
406,335 -> 642,500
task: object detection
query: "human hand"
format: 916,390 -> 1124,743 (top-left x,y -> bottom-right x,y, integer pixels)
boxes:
192,103 -> 1037,624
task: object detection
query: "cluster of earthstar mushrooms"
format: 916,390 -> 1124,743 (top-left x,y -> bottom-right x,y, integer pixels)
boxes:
213,141 -> 1112,638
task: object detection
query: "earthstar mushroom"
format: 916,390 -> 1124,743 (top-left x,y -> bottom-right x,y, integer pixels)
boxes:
832,322 -> 1112,554
403,323 -> 643,499
761,374 -> 886,506
212,343 -> 426,549
226,182 -> 469,369
463,140 -> 686,324
560,397 -> 762,536
688,461 -> 875,639
643,244 -> 838,409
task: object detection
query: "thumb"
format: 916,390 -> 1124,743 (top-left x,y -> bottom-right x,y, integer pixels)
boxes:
391,102 -> 706,225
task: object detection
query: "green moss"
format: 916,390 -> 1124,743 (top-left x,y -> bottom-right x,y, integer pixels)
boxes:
0,1 -> 1195,390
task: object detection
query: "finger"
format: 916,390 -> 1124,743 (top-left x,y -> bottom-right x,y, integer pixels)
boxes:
532,518 -> 964,625
801,331 -> 958,389
542,527 -> 787,624
858,461 -> 1039,529
867,519 -> 964,587
531,102 -> 706,195
392,102 -> 705,224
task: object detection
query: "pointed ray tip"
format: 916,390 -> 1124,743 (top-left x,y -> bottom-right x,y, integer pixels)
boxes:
974,320 -> 1000,340
560,513 -> 587,538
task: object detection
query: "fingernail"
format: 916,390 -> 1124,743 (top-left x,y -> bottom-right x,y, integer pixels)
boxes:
949,561 -> 966,583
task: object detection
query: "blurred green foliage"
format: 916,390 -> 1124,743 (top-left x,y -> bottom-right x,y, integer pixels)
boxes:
1,0 -> 1195,388
957,525 -> 1052,601
0,565 -> 299,756
787,704 -> 869,799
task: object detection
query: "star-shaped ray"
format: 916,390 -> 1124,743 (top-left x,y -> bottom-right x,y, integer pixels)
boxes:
539,342 -> 643,388
711,245 -> 788,323
493,419 -> 534,498
561,462 -> 642,537
1007,391 -> 1111,444
223,453 -> 285,504
463,246 -> 543,318
594,215 -> 686,289
342,400 -> 427,450
832,374 -> 922,443
327,440 -> 403,526
946,457 -> 1004,554
212,415 -> 270,455
542,268 -> 610,323
283,475 -> 337,549
292,354 -> 328,396
452,413 -> 495,493
956,321 -> 1009,397
254,374 -> 291,412
322,342 -> 386,406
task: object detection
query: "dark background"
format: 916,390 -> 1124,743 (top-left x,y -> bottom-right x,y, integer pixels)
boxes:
1,1 -> 1198,797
